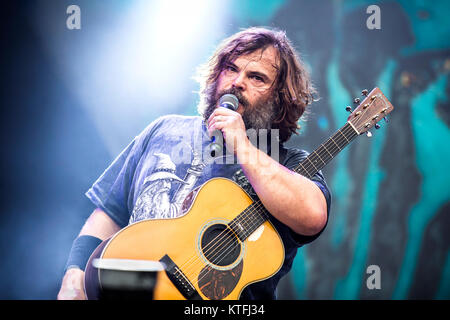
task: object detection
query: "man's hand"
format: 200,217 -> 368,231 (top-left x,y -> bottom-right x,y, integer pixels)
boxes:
57,268 -> 86,300
57,209 -> 120,300
207,106 -> 249,154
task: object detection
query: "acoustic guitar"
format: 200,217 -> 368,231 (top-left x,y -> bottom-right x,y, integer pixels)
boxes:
84,87 -> 394,300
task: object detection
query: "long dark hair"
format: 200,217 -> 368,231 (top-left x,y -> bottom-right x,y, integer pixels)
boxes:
196,27 -> 317,143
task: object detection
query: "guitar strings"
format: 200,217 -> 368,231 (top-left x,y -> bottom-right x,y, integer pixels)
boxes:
186,136 -> 354,293
191,125 -> 358,288
171,187 -> 272,287
189,201 -> 268,288
190,123 -> 358,285
293,123 -> 357,176
176,123 -> 354,291
171,123 -> 354,292
174,201 -> 265,283
189,106 -> 374,287
170,122 -> 355,295
191,123 -> 356,275
187,122 -> 354,272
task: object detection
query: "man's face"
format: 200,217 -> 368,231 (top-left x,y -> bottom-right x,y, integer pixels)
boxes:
206,46 -> 280,130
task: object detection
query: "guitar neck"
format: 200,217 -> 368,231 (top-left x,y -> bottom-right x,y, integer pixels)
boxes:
293,122 -> 358,178
229,122 -> 359,241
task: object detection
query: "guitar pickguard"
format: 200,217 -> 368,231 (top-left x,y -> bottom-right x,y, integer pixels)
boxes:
198,260 -> 243,300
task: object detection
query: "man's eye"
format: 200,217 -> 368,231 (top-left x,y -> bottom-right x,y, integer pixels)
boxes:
226,65 -> 237,72
251,75 -> 264,82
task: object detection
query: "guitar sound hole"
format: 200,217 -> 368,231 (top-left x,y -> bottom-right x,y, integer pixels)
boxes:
201,224 -> 241,267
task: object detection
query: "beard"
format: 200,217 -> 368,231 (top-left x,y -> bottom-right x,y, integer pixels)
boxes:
203,84 -> 276,131
151,191 -> 171,218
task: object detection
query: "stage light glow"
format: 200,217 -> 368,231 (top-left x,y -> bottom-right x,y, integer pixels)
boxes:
32,0 -> 228,156
90,0 -> 228,154
108,0 -> 223,104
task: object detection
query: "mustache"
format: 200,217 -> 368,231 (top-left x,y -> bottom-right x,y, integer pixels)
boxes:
215,87 -> 250,108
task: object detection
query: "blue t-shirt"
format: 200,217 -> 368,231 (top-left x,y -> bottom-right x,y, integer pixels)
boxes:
86,114 -> 331,300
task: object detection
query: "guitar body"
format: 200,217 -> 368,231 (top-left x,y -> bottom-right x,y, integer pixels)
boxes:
86,178 -> 284,300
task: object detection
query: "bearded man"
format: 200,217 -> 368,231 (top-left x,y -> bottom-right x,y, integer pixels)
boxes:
58,27 -> 331,300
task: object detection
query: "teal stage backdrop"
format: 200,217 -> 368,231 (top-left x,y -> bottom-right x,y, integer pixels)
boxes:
227,0 -> 450,300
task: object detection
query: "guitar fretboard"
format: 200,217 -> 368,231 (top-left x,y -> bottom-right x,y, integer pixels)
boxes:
293,122 -> 358,178
228,122 -> 358,240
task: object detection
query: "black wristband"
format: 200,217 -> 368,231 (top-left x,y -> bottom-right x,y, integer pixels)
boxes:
64,235 -> 103,272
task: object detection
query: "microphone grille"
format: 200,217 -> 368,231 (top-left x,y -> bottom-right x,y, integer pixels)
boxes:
219,94 -> 239,111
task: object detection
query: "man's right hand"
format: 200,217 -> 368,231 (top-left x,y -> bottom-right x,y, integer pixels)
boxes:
57,268 -> 86,300
57,209 -> 121,300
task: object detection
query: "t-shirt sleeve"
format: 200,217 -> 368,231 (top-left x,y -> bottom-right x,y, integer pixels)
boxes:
282,148 -> 332,246
85,117 -> 164,228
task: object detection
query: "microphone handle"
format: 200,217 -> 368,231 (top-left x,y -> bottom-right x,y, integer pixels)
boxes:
209,130 -> 223,158
209,103 -> 236,157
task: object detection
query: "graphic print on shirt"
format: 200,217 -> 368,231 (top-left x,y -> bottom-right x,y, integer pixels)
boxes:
129,151 -> 206,223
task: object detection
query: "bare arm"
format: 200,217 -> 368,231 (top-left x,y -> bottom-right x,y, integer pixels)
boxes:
236,142 -> 327,236
78,208 -> 122,239
57,208 -> 121,300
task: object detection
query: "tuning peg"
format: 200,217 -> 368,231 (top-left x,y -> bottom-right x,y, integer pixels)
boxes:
375,123 -> 381,129
366,131 -> 372,138
383,116 -> 389,123
345,106 -> 352,112
353,98 -> 360,105
361,89 -> 369,96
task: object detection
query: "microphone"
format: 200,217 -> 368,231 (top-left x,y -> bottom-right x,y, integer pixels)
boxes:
209,94 -> 239,157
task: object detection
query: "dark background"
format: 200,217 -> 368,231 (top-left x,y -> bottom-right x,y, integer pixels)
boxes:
0,0 -> 449,299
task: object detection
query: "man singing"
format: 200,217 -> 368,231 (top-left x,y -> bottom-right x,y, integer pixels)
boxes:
58,26 -> 331,300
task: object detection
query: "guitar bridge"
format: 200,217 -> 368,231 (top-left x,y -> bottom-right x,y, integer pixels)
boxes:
159,254 -> 202,300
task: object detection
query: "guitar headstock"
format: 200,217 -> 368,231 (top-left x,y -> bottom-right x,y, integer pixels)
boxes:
346,87 -> 394,135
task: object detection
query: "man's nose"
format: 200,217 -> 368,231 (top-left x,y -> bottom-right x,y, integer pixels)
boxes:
232,72 -> 246,91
